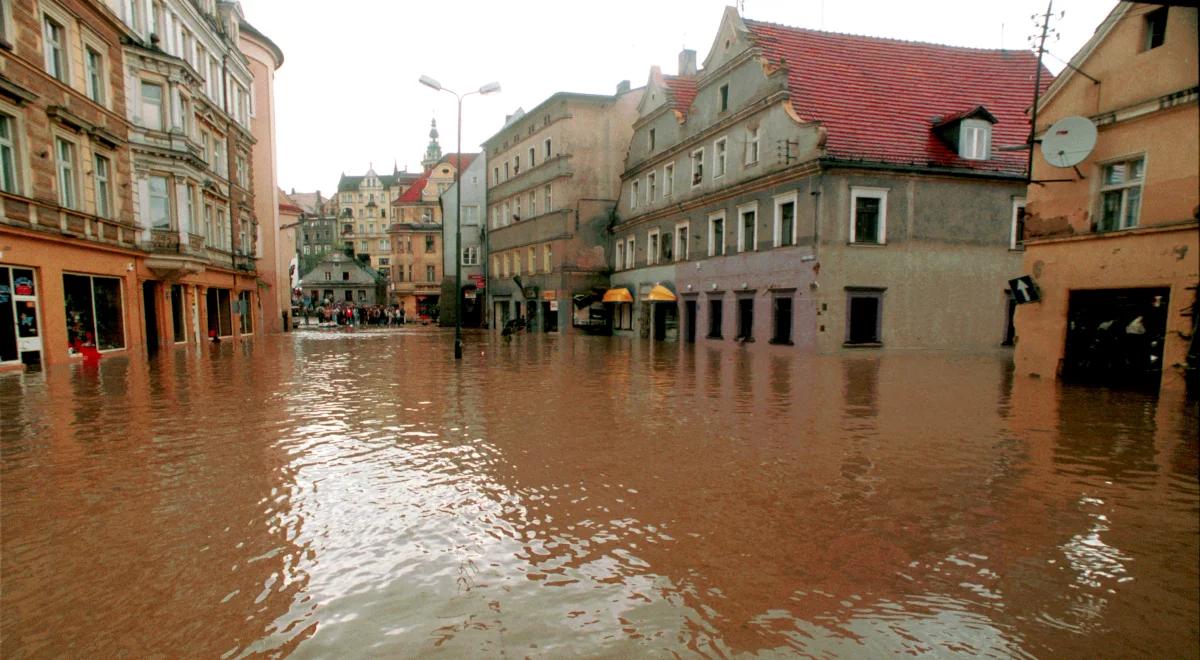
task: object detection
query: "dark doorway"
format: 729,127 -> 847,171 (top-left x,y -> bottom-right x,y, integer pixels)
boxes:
847,294 -> 881,345
772,296 -> 793,344
541,301 -> 556,332
708,298 -> 723,339
1063,287 -> 1170,390
142,281 -> 160,354
684,299 -> 697,343
1003,292 -> 1017,346
652,304 -> 676,341
736,297 -> 754,341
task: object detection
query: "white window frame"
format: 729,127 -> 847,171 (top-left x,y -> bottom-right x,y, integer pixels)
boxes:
0,109 -> 22,195
543,184 -> 552,212
849,187 -> 888,245
745,126 -> 760,165
708,211 -> 726,257
647,171 -> 656,202
625,236 -> 635,269
141,80 -> 165,131
527,247 -> 535,273
959,119 -> 992,160
93,153 -> 112,219
54,136 -> 78,209
615,239 -> 625,271
42,11 -> 68,83
542,244 -> 552,273
773,191 -> 799,248
1010,197 -> 1026,250
84,46 -> 106,106
690,148 -> 704,187
630,179 -> 639,209
674,221 -> 689,262
647,228 -> 660,265
1098,155 -> 1145,232
737,202 -> 758,252
713,137 -> 727,179
462,245 -> 479,266
663,163 -> 674,197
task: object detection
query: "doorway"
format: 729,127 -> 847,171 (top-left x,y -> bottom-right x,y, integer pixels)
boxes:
1063,287 -> 1170,390
684,299 -> 697,343
541,301 -> 556,333
653,303 -> 677,341
142,280 -> 160,354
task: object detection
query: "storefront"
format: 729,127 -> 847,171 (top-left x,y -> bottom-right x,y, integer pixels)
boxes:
0,265 -> 43,366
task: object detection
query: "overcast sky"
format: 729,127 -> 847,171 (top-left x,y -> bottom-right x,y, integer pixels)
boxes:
239,0 -> 1118,195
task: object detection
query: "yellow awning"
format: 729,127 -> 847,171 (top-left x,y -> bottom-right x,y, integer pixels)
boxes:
602,287 -> 633,303
646,284 -> 677,302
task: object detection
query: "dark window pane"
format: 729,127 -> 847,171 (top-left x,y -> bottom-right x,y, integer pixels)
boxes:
0,269 -> 15,361
737,298 -> 753,339
781,202 -> 794,246
92,277 -> 125,350
848,295 -> 880,344
708,299 -> 723,338
63,274 -> 95,352
855,198 -> 880,243
773,296 -> 793,344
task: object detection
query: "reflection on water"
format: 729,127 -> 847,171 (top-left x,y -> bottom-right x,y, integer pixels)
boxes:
1,330 -> 1197,657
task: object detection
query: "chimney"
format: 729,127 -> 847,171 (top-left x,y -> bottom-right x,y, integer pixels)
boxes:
678,49 -> 697,76
616,80 -> 631,94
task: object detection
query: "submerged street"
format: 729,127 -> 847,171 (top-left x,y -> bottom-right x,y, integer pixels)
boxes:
1,329 -> 1197,657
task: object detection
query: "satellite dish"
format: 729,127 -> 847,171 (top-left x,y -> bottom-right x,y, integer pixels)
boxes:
1041,116 -> 1097,168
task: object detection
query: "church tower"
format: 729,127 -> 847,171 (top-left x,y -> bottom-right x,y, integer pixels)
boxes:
421,118 -> 442,171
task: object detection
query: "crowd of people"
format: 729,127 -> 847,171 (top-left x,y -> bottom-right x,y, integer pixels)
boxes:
297,303 -> 409,328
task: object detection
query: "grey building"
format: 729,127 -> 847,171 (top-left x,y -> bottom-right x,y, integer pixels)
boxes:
299,252 -> 382,306
289,190 -> 337,275
612,8 -> 1038,350
439,153 -> 487,327
484,84 -> 642,334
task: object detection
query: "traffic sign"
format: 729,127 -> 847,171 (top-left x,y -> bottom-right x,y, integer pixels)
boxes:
1008,275 -> 1040,304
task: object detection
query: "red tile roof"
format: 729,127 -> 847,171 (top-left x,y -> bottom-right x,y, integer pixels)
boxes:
743,19 -> 1053,175
663,75 -> 699,115
394,174 -> 430,204
438,153 -> 478,171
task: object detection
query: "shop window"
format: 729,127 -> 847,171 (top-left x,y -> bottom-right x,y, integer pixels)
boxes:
63,273 -> 125,352
238,290 -> 252,334
205,287 -> 232,337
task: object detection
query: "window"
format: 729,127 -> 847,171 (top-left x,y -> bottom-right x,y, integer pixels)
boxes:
527,247 -> 535,273
648,128 -> 656,151
0,113 -> 19,193
63,273 -> 125,352
850,187 -> 887,245
846,289 -> 884,345
707,297 -> 723,339
615,240 -> 624,271
492,167 -> 499,186
647,229 -> 660,265
714,138 -> 727,178
358,240 -> 367,252
341,271 -> 350,281
513,249 -> 521,276
528,191 -> 537,217
43,15 -> 67,82
238,291 -> 252,334
625,237 -> 635,268
55,138 -> 77,209
378,239 -> 389,250
630,180 -> 639,209
514,196 -> 521,221
462,246 -> 479,265
691,148 -> 704,186
543,244 -> 551,272
774,193 -> 797,247
647,171 -> 656,201
184,184 -> 197,234
771,295 -> 793,344
1010,198 -> 1026,249
513,155 -> 520,175
745,126 -> 760,165
426,265 -> 436,282
0,2 -> 11,46
543,184 -> 552,212
85,48 -> 105,105
148,175 -> 172,229
528,146 -> 536,168
674,222 -> 689,261
141,82 -> 164,131
463,206 -> 478,225
664,163 -> 674,197
204,204 -> 214,244
1099,156 -> 1144,231
544,137 -> 552,159
736,297 -> 753,340
504,162 -> 509,180
491,207 -> 499,228
93,155 -> 112,219
738,203 -> 757,252
718,84 -> 729,112
708,212 -> 725,257
960,119 -> 991,160
1144,7 -> 1167,50
425,235 -> 435,252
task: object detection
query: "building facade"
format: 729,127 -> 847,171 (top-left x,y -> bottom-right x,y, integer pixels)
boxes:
1016,3 -> 1198,392
612,8 -> 1041,352
298,250 -> 379,306
333,166 -> 420,269
438,152 -> 485,327
387,153 -> 463,320
484,85 -> 642,334
0,0 -> 138,367
289,189 -> 334,276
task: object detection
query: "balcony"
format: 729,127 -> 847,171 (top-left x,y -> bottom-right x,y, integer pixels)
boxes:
144,229 -> 209,278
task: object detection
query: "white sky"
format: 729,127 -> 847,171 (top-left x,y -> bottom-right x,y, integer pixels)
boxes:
239,0 -> 1119,195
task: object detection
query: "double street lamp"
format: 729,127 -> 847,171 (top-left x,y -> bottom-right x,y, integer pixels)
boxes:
418,75 -> 500,360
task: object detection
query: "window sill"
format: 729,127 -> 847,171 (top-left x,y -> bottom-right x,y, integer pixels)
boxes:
848,241 -> 886,247
768,339 -> 794,346
843,341 -> 883,348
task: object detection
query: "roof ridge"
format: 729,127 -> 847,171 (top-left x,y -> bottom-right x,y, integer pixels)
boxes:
743,17 -> 1030,55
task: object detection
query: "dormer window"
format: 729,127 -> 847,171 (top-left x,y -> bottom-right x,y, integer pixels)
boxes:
960,119 -> 991,160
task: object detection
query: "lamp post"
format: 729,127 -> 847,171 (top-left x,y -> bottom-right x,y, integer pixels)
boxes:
419,75 -> 500,360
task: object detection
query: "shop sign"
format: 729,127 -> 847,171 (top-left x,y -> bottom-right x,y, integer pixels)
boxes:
542,290 -> 556,301
549,300 -> 559,311
14,276 -> 34,296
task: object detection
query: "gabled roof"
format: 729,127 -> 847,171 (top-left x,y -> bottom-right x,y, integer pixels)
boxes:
338,170 -> 422,192
394,173 -> 431,204
742,18 -> 1052,175
438,153 -> 479,171
662,75 -> 699,116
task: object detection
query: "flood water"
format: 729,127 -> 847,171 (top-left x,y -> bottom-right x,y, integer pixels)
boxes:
1,329 -> 1197,658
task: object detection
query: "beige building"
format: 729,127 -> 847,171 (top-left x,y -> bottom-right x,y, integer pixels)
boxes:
387,153 -> 466,320
333,166 -> 419,270
1016,4 -> 1198,392
484,85 -> 642,333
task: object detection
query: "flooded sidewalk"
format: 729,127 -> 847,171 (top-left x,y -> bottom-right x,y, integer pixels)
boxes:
1,331 -> 1197,657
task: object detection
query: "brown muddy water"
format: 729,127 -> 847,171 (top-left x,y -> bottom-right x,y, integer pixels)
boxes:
1,329 -> 1197,658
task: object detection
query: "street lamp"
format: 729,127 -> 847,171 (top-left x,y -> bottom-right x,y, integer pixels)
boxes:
419,75 -> 500,360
